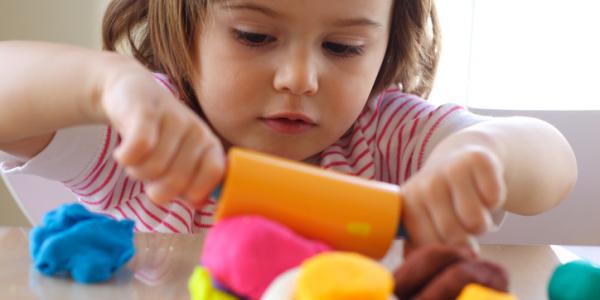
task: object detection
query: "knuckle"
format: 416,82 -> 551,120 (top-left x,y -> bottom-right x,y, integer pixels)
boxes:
420,244 -> 454,257
487,189 -> 502,205
464,148 -> 491,166
164,174 -> 187,193
147,184 -> 170,203
206,158 -> 225,177
443,160 -> 465,179
447,232 -> 470,246
185,185 -> 209,200
141,162 -> 166,179
437,217 -> 462,241
464,215 -> 487,233
171,112 -> 188,128
442,164 -> 459,179
129,137 -> 153,154
125,167 -> 142,180
139,102 -> 161,118
438,220 -> 455,239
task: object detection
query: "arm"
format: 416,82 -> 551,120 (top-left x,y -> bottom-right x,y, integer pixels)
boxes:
427,116 -> 577,215
401,114 -> 577,248
0,41 -> 225,206
0,41 -> 128,158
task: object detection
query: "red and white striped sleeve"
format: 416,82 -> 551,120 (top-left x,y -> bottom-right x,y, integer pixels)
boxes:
320,87 -> 491,185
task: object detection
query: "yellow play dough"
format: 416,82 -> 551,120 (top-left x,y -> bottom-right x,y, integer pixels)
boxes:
456,283 -> 517,300
295,252 -> 394,300
188,266 -> 238,300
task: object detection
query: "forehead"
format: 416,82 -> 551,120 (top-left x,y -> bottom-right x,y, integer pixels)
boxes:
213,0 -> 393,26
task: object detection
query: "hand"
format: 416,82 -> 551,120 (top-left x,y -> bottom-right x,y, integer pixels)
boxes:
400,145 -> 506,248
94,56 -> 225,207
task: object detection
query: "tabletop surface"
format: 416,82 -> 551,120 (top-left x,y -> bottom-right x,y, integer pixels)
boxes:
0,227 -> 593,300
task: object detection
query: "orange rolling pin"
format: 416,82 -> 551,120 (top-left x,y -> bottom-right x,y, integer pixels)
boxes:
212,147 -> 403,259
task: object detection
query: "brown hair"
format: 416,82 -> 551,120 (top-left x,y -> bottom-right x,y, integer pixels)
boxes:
102,0 -> 440,115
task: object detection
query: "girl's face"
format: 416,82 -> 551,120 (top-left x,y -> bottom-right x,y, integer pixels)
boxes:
193,0 -> 392,160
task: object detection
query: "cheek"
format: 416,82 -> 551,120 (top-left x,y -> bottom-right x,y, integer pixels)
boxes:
196,50 -> 247,112
336,93 -> 369,126
325,62 -> 380,113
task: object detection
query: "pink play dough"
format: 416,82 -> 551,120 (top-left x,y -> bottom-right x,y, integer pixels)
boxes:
201,216 -> 332,300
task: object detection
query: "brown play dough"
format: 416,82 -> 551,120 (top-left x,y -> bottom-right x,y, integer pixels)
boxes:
393,244 -> 508,300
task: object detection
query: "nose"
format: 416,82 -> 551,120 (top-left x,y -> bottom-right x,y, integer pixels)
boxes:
273,47 -> 319,96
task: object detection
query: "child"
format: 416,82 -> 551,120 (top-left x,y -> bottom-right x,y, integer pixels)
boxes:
0,0 -> 577,248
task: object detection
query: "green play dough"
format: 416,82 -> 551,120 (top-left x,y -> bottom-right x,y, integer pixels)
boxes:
188,267 -> 238,300
548,260 -> 600,300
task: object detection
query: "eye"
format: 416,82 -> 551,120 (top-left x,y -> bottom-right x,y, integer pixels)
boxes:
233,29 -> 276,47
323,42 -> 365,57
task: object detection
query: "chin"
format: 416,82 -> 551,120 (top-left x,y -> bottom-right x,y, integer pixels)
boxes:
244,143 -> 316,162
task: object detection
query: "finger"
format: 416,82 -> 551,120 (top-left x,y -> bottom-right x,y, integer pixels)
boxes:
145,127 -> 204,204
421,176 -> 471,245
414,260 -> 509,300
128,112 -> 187,180
448,165 -> 494,234
394,244 -> 474,299
114,108 -> 160,166
401,181 -> 444,247
470,150 -> 506,210
183,135 -> 225,207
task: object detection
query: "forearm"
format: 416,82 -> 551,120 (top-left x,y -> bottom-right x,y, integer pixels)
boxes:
0,41 -> 124,143
428,117 -> 577,215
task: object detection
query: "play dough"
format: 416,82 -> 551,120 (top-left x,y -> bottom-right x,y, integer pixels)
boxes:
394,244 -> 508,299
457,283 -> 516,300
30,203 -> 135,283
548,260 -> 600,300
188,266 -> 239,300
201,216 -> 331,300
294,252 -> 394,300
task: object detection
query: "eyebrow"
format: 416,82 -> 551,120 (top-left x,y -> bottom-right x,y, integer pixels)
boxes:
333,18 -> 383,29
220,3 -> 282,18
220,2 -> 383,29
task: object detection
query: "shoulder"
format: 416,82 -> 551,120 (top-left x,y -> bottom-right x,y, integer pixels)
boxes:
362,87 -> 424,117
152,73 -> 180,98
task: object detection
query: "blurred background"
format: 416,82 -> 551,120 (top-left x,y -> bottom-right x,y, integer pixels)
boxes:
1,0 -> 599,247
0,0 -> 109,226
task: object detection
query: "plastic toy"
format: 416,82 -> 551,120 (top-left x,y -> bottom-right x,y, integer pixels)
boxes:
214,148 -> 402,258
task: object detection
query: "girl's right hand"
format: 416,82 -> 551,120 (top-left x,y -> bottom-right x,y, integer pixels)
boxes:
91,55 -> 225,208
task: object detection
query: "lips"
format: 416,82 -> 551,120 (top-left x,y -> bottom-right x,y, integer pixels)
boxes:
260,113 -> 317,134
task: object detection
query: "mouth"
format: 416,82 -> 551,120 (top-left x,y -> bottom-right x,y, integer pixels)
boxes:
259,113 -> 317,134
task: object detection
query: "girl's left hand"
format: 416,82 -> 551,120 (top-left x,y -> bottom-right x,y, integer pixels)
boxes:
400,145 -> 507,248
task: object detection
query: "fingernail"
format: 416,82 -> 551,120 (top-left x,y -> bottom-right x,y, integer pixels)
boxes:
468,236 -> 480,254
484,211 -> 496,231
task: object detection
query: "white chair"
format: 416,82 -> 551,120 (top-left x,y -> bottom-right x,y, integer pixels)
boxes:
1,172 -> 76,226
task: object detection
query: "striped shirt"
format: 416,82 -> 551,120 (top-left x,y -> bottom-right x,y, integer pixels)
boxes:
0,75 -> 489,233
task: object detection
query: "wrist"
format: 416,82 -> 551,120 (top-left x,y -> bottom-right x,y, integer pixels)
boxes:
427,127 -> 507,168
82,52 -> 143,123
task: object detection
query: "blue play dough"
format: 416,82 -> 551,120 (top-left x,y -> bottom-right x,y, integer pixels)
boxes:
30,203 -> 135,283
